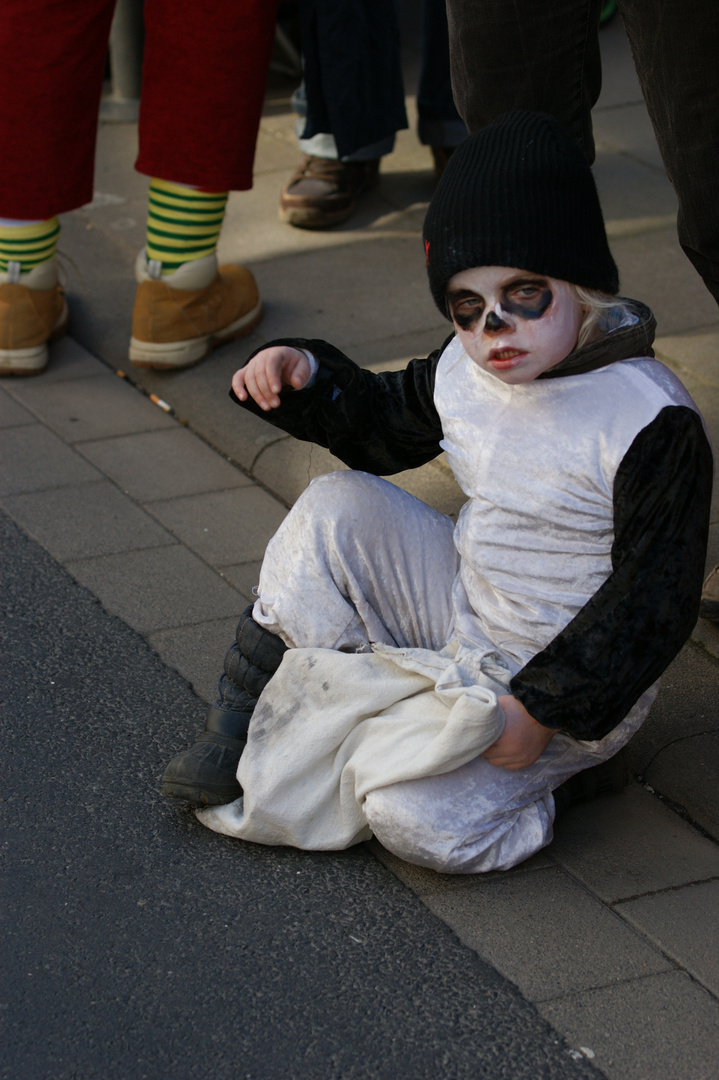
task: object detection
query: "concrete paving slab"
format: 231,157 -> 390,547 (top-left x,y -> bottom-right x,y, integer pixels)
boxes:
58,205 -> 140,370
251,121 -> 305,174
627,643 -> 719,775
605,213 -> 677,241
593,103 -> 665,173
609,227 -> 719,337
548,784 -> 719,903
146,486 -> 287,565
118,357 -> 288,474
360,326 -> 451,368
616,879 -> 719,996
366,190 -> 433,231
254,108 -> 299,145
388,461 -> 467,519
418,865 -> 670,1001
252,437 -> 347,506
70,149 -> 147,264
234,237 -> 437,350
217,158 -> 434,270
594,17 -> 644,109
643,733 -> 719,841
0,389 -> 34,429
594,151 -> 677,226
65,545 -> 244,634
692,615 -> 719,663
538,970 -> 719,1080
218,173 -> 375,268
0,424 -> 102,496
370,840 -> 553,893
147,616 -> 237,705
8,371 -> 175,443
2,481 -> 174,561
217,560 -> 263,599
79,427 -> 254,503
249,432 -> 473,524
12,335 -> 110,384
654,329 -> 719,389
368,181 -> 436,229
92,122 -> 147,202
381,141 -> 441,188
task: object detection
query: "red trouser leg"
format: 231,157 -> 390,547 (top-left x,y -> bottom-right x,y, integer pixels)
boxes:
0,0 -> 116,218
0,0 -> 279,217
136,0 -> 279,192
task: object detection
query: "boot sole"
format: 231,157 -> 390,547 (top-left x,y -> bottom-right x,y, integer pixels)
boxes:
161,779 -> 241,806
129,299 -> 263,370
279,202 -> 357,230
0,299 -> 68,376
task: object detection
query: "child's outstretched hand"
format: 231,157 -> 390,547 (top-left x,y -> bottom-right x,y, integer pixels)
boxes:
232,346 -> 311,411
483,695 -> 559,770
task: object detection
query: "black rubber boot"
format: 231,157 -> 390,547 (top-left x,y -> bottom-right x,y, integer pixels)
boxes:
161,700 -> 254,806
161,606 -> 288,806
553,747 -> 631,820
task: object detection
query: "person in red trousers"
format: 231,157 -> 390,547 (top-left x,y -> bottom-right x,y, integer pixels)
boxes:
0,0 -> 278,376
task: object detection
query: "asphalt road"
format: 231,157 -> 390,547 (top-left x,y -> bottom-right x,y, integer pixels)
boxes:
1,510 -> 601,1080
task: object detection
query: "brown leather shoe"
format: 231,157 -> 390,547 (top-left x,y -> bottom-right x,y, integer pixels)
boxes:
0,260 -> 68,375
279,156 -> 380,229
700,565 -> 719,621
129,251 -> 263,370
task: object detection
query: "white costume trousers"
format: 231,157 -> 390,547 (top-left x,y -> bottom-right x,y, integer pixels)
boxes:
252,472 -> 652,873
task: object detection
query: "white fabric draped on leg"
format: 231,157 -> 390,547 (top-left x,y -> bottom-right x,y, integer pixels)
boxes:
195,472 -> 656,872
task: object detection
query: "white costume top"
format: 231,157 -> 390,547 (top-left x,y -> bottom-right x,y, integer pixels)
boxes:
434,336 -> 700,672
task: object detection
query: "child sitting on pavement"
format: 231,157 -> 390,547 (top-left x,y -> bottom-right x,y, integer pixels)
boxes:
162,111 -> 712,873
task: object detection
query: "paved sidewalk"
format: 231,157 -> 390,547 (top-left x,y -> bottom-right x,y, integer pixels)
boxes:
2,14 -> 718,1080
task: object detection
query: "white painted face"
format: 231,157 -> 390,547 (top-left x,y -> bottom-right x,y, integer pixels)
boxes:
446,266 -> 584,384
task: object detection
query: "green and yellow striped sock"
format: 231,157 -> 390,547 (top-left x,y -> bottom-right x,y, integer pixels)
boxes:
0,217 -> 60,274
146,179 -> 228,275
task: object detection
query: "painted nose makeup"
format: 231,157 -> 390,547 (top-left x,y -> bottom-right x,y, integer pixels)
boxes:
484,309 -> 510,332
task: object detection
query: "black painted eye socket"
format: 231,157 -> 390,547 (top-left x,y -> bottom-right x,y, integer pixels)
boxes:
450,295 -> 484,316
449,294 -> 485,329
501,282 -> 553,320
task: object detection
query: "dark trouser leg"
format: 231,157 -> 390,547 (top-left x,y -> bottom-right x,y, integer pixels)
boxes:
298,0 -> 407,158
446,0 -> 719,304
618,0 -> 719,304
416,0 -> 467,150
621,0 -> 719,597
445,0 -> 603,163
161,605 -> 287,806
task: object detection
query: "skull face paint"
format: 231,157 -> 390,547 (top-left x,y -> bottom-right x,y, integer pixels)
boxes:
446,266 -> 583,384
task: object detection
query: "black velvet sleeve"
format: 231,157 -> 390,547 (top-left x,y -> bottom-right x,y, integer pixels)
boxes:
510,406 -> 713,740
229,337 -> 449,475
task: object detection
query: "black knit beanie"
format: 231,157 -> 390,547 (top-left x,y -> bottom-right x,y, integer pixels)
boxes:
423,111 -> 619,317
